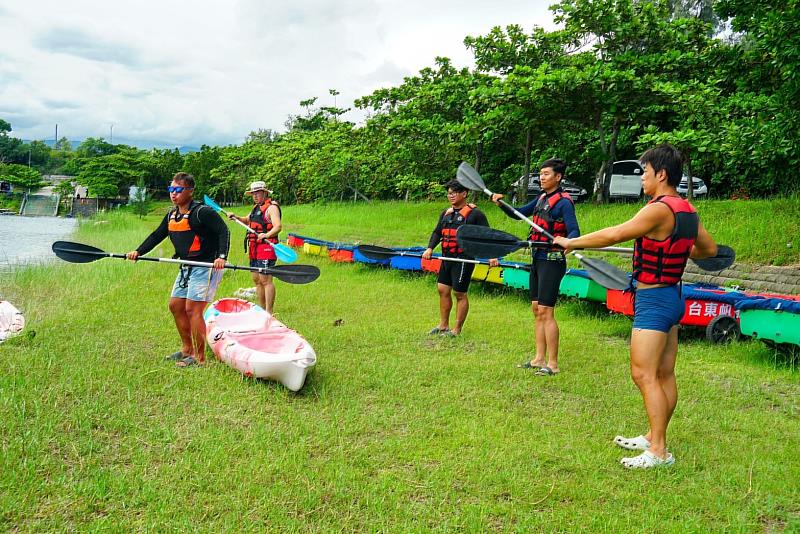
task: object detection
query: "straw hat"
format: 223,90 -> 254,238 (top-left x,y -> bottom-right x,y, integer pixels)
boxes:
244,181 -> 270,195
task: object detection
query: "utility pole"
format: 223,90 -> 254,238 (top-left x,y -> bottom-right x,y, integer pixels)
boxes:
55,124 -> 58,145
110,124 -> 114,144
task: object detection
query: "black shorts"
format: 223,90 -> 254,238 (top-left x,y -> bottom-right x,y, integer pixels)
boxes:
250,258 -> 277,270
437,260 -> 475,293
529,256 -> 566,306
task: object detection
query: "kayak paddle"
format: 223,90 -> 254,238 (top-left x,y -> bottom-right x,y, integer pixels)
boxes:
690,245 -> 736,271
456,226 -> 635,257
203,194 -> 297,264
456,161 -> 630,290
52,241 -> 319,284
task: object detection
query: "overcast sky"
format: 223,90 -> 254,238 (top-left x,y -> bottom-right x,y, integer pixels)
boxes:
0,1 -> 556,147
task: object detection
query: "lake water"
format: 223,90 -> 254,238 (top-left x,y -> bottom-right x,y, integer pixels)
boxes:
0,215 -> 78,271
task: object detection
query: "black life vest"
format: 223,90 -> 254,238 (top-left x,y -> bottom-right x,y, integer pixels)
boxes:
530,190 -> 573,251
168,201 -> 207,260
245,199 -> 281,260
633,195 -> 698,285
440,204 -> 476,256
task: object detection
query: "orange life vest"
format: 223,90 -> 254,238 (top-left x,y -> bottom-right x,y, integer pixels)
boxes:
168,201 -> 205,259
440,204 -> 475,256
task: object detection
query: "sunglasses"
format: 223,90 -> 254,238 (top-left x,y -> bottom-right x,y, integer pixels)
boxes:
167,186 -> 193,193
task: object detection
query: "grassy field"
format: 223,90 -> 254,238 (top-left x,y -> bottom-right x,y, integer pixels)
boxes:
1,199 -> 799,531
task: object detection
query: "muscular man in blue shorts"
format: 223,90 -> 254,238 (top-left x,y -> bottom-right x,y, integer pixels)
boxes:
554,145 -> 718,469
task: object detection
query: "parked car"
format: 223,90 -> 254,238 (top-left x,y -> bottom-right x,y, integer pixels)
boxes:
677,176 -> 708,198
608,160 -> 644,200
510,173 -> 589,203
609,160 -> 707,199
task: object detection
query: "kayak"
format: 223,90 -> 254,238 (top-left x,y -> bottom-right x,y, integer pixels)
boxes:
0,300 -> 25,343
204,298 -> 316,391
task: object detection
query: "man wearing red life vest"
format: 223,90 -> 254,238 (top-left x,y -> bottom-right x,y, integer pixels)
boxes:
127,172 -> 230,368
491,159 -> 581,377
228,181 -> 282,314
554,145 -> 718,469
422,179 -> 495,337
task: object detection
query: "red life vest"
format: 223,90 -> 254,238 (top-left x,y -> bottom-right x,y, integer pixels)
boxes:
167,201 -> 205,259
633,195 -> 698,285
245,199 -> 281,260
440,204 -> 475,256
530,190 -> 573,251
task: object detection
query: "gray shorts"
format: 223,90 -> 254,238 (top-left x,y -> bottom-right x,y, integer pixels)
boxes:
170,265 -> 223,302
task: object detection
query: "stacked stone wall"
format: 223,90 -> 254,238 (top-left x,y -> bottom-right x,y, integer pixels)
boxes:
684,263 -> 800,295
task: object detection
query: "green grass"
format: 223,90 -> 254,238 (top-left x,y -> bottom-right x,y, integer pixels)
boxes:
1,201 -> 799,531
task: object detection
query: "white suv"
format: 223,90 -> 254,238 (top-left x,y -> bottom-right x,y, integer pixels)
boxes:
608,160 -> 707,199
677,176 -> 708,198
608,160 -> 644,199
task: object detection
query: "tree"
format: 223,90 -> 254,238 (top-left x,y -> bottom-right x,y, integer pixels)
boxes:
76,151 -> 143,198
0,163 -> 45,190
75,137 -> 117,159
140,148 -> 184,189
246,129 -> 278,144
0,119 -> 24,164
130,176 -> 152,218
53,137 -> 72,151
183,145 -> 224,198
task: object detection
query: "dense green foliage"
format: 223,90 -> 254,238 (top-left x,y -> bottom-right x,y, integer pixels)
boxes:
0,0 -> 797,203
0,163 -> 46,190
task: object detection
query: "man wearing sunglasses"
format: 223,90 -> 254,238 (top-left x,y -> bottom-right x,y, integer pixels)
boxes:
127,172 -> 230,368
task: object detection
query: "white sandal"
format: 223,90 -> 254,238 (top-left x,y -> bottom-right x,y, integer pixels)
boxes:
620,450 -> 675,469
614,434 -> 651,451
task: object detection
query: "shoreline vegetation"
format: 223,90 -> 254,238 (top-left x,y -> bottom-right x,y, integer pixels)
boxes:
1,200 -> 798,530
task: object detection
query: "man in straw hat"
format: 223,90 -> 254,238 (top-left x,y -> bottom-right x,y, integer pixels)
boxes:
228,181 -> 283,313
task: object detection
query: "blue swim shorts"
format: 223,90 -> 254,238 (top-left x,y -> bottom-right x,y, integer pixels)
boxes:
633,284 -> 685,333
171,265 -> 223,302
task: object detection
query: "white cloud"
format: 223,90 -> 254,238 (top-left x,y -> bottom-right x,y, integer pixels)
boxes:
0,0 -> 555,147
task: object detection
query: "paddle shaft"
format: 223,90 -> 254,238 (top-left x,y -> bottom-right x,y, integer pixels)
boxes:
394,250 -> 496,266
204,194 -> 274,240
67,247 -> 285,276
482,189 -> 598,264
217,204 -> 269,238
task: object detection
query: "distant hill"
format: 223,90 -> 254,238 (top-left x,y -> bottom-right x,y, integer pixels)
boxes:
28,138 -> 200,154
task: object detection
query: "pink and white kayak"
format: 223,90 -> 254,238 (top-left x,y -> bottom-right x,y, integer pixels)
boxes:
0,300 -> 25,343
204,298 -> 316,391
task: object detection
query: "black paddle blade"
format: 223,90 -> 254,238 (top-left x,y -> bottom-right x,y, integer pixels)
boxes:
456,161 -> 487,192
691,245 -> 736,271
262,264 -> 321,285
356,245 -> 397,260
52,241 -> 108,263
456,225 -> 526,258
577,255 -> 631,290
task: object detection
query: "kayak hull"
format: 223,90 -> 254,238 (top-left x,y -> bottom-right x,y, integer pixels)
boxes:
204,298 -> 316,391
0,301 -> 25,343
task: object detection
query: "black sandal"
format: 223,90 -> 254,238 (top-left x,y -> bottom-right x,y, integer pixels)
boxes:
165,351 -> 185,361
516,361 -> 540,370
